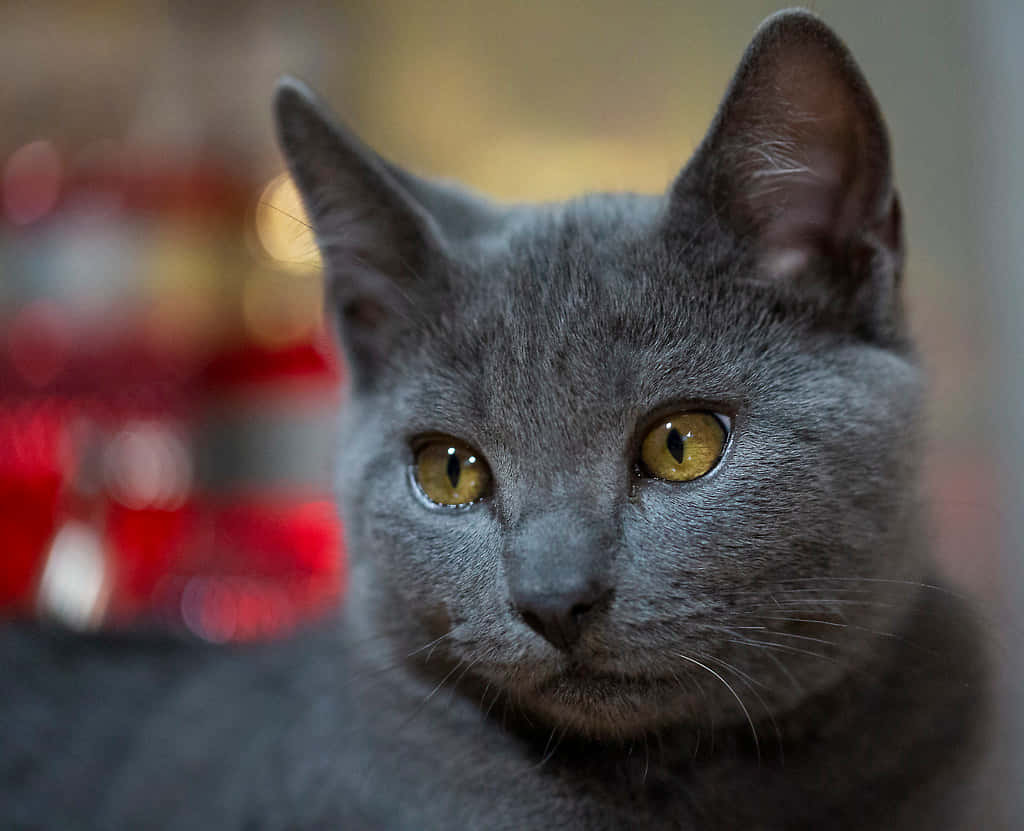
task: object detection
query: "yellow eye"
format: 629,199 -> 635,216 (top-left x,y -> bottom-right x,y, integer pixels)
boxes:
640,412 -> 727,482
414,438 -> 492,506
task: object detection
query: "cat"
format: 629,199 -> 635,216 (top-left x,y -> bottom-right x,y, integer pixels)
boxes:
0,9 -> 993,830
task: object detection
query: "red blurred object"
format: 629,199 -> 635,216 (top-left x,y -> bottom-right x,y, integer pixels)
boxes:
106,496 -> 344,641
7,301 -> 72,388
202,336 -> 342,392
0,481 -> 62,611
0,146 -> 345,640
0,340 -> 344,638
0,401 -> 68,611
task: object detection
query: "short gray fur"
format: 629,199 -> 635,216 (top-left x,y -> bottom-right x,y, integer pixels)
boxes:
0,10 -> 991,830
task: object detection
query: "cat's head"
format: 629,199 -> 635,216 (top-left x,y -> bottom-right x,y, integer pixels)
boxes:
275,10 -> 923,738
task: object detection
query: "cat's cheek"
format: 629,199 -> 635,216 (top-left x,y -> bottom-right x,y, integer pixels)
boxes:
383,511 -> 511,641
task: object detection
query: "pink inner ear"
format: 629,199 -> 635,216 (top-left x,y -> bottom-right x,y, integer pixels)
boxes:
690,18 -> 895,282
665,13 -> 900,300
751,142 -> 852,279
734,66 -> 874,279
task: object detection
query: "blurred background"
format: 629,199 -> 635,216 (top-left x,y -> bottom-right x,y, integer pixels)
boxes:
0,0 -> 1021,814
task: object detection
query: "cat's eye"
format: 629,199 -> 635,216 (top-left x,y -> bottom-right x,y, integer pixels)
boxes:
414,438 -> 492,506
639,412 -> 727,482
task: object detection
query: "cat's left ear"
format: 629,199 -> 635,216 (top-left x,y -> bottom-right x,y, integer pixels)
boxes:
273,79 -> 451,388
672,11 -> 902,306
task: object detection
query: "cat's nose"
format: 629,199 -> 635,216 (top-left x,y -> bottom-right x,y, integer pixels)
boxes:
512,583 -> 612,651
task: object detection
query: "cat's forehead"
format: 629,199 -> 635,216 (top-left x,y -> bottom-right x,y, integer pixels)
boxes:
399,196 -> 795,443
453,196 -> 755,367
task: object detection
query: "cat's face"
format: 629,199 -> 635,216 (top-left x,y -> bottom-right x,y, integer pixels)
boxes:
277,11 -> 924,737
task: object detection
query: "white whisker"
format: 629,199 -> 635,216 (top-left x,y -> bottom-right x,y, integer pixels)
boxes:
675,652 -> 761,762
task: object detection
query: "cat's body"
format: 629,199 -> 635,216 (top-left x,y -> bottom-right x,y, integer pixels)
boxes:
0,11 -> 993,829
1,582 -> 988,829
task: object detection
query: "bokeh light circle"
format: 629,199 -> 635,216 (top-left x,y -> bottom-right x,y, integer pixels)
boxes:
4,140 -> 62,225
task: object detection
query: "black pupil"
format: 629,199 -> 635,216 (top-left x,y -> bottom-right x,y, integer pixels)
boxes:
666,428 -> 686,463
446,452 -> 462,489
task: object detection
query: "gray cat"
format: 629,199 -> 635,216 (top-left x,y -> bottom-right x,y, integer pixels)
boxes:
0,10 -> 991,830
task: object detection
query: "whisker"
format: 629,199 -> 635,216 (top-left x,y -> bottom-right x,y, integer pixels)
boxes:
450,657 -> 480,696
719,586 -> 875,598
257,200 -> 314,230
761,647 -> 805,695
482,685 -> 504,721
734,628 -> 839,649
642,732 -> 651,784
746,598 -> 903,609
422,660 -> 467,706
407,630 -> 455,658
749,616 -> 845,628
699,652 -> 784,762
724,637 -> 841,664
675,652 -> 761,762
389,658 -> 469,737
534,726 -> 567,769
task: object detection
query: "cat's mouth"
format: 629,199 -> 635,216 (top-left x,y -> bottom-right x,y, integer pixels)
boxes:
536,665 -> 679,697
520,665 -> 694,735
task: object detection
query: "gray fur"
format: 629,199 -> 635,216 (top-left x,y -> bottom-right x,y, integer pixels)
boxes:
0,10 -> 989,829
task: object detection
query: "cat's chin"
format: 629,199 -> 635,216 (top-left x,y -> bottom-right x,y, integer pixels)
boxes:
519,669 -> 706,738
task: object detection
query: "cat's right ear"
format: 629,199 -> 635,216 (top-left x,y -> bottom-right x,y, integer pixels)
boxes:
669,11 -> 902,325
273,78 -> 444,386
